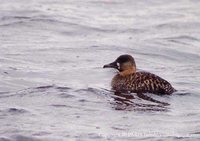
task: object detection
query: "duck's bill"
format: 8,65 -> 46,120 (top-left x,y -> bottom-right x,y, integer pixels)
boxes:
103,61 -> 117,69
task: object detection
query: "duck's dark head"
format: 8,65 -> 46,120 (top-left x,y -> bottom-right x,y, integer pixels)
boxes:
103,54 -> 136,76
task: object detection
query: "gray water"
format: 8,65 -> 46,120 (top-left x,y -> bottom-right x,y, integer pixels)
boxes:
0,0 -> 200,140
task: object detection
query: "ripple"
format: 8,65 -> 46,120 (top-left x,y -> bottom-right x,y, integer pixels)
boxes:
191,132 -> 200,135
0,137 -> 11,141
155,21 -> 200,30
50,104 -> 68,108
1,16 -> 31,21
7,108 -> 29,114
11,135 -> 42,141
0,85 -> 71,98
110,92 -> 170,111
56,86 -> 71,91
174,91 -> 191,96
35,85 -> 55,90
32,131 -> 52,136
164,35 -> 200,41
59,93 -> 75,98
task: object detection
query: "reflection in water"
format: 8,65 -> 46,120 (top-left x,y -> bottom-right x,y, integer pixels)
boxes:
111,91 -> 169,111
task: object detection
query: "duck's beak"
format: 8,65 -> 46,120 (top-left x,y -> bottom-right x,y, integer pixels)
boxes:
103,61 -> 117,69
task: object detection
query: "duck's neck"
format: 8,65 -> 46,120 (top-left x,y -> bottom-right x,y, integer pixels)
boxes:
119,66 -> 136,77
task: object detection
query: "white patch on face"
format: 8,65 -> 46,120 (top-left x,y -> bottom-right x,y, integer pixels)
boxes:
117,62 -> 120,69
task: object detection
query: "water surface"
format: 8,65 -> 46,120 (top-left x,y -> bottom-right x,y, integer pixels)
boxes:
0,0 -> 200,140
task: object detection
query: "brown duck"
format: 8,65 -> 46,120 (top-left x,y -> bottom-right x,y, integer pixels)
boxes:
103,54 -> 176,95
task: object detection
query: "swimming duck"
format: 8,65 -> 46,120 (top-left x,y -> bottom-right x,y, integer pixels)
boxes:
103,54 -> 176,95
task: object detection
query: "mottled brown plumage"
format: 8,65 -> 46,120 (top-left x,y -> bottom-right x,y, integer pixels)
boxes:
103,54 -> 176,95
111,71 -> 176,95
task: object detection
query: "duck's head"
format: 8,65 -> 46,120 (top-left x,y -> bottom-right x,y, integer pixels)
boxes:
103,54 -> 136,76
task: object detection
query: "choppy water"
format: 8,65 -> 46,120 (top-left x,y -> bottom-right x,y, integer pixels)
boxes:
0,0 -> 200,140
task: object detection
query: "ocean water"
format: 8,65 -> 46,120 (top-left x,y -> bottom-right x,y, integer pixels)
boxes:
0,0 -> 200,140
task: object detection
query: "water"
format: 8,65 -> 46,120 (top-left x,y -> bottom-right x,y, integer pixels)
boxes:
0,0 -> 200,140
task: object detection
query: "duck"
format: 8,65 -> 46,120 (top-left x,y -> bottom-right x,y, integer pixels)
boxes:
103,54 -> 176,95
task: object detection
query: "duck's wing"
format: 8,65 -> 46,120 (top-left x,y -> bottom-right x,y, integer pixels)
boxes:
135,72 -> 176,95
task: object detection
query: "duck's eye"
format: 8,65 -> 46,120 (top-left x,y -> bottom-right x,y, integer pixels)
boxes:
117,62 -> 120,69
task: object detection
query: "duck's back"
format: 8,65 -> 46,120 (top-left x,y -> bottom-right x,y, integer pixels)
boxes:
111,71 -> 176,95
